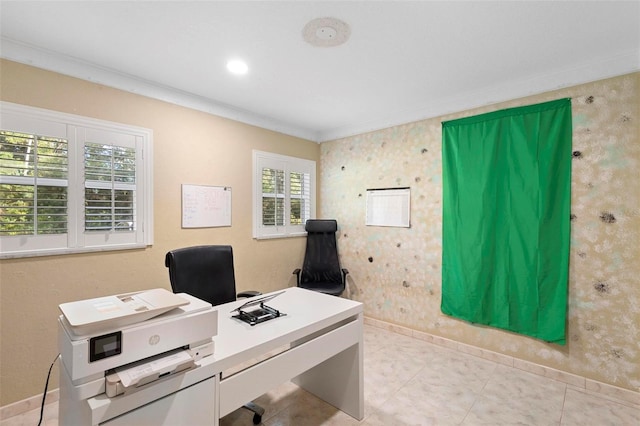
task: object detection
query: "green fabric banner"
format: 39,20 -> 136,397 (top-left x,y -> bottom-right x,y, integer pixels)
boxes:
441,98 -> 572,345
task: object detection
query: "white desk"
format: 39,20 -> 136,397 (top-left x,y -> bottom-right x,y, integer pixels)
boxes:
60,287 -> 363,425
206,287 -> 364,423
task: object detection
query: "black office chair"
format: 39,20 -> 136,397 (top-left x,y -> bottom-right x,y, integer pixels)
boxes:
164,245 -> 264,425
293,219 -> 349,297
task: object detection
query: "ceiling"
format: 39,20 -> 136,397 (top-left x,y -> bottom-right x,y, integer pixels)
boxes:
1,1 -> 639,142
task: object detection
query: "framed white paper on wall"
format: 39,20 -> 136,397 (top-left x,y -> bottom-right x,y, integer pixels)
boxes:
365,187 -> 410,228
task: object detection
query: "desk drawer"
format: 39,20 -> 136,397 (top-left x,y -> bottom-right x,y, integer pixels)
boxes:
219,316 -> 362,417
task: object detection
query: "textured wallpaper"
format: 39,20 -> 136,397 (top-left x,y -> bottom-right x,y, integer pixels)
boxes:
320,73 -> 639,392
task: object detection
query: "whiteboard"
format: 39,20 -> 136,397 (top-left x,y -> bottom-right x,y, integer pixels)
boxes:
366,187 -> 411,227
182,184 -> 232,228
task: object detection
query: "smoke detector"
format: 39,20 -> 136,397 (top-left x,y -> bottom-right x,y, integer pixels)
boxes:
303,17 -> 351,47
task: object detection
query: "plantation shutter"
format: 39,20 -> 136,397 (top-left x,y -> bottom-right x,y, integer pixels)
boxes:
84,142 -> 136,232
261,167 -> 285,227
289,170 -> 311,225
253,150 -> 315,239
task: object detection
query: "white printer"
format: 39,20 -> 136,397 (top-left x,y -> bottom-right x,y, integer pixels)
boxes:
58,288 -> 219,425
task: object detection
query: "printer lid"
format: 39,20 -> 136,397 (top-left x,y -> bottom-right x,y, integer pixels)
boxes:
59,288 -> 189,336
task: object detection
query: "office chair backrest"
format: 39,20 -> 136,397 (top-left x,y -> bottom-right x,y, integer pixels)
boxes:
300,220 -> 343,286
165,245 -> 237,306
165,245 -> 266,423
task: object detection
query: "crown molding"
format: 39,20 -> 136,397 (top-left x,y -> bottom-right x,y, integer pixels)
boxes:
3,38 -> 637,144
317,49 -> 640,142
0,38 -> 321,142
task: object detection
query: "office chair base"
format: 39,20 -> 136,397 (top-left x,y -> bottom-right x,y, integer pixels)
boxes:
243,401 -> 265,424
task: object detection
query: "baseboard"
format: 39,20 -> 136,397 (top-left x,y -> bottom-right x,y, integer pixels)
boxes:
0,388 -> 58,420
363,316 -> 640,407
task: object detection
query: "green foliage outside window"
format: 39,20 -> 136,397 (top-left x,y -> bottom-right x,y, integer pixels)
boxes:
84,143 -> 136,232
0,131 -> 68,235
261,169 -> 307,226
0,132 -> 137,236
289,171 -> 305,225
261,167 -> 284,226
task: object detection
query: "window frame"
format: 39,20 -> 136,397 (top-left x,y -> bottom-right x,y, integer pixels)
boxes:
0,101 -> 153,258
252,150 -> 315,239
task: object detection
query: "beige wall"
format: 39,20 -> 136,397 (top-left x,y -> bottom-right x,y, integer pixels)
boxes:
1,59 -> 638,407
0,59 -> 320,406
321,72 -> 640,393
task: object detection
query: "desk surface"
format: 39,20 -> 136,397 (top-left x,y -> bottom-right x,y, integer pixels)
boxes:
210,287 -> 362,374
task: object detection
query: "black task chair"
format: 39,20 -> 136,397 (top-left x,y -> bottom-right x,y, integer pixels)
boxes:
164,245 -> 264,425
293,219 -> 349,297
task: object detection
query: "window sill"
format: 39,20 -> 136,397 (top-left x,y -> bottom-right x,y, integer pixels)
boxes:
0,243 -> 150,259
253,232 -> 307,240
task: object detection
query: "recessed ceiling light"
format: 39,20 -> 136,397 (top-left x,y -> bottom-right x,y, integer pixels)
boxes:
227,59 -> 248,75
303,17 -> 350,47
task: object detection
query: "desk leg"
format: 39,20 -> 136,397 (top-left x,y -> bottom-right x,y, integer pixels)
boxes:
292,314 -> 364,421
214,373 -> 221,426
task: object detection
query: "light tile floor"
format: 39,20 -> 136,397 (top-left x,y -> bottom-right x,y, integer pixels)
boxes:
3,325 -> 639,425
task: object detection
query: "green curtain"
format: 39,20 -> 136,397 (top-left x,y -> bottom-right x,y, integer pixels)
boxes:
441,98 -> 572,345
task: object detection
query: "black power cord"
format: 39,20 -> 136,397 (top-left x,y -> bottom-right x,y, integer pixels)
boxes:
37,353 -> 60,426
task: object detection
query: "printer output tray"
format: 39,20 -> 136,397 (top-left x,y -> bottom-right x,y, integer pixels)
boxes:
105,348 -> 195,397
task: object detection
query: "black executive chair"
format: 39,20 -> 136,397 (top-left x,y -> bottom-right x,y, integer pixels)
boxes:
293,219 -> 349,297
164,245 -> 264,425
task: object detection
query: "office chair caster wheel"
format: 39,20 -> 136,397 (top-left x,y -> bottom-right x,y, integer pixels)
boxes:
253,413 -> 262,424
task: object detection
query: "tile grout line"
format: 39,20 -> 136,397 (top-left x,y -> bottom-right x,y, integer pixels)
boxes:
559,385 -> 569,425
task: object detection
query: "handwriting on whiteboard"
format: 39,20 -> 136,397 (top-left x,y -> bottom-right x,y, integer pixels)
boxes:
182,184 -> 232,228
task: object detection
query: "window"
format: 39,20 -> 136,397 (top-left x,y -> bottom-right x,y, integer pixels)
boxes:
253,150 -> 315,239
0,102 -> 153,258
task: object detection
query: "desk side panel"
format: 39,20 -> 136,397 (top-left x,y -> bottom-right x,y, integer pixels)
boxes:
292,313 -> 364,420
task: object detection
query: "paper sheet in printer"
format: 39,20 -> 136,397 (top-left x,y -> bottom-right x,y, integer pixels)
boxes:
105,349 -> 195,397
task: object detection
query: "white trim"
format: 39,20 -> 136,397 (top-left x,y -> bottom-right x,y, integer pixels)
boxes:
317,49 -> 640,142
0,101 -> 153,140
2,38 -> 638,143
0,38 -> 319,142
0,176 -> 67,186
0,243 -> 148,260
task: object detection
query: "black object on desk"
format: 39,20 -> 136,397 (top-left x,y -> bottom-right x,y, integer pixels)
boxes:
231,291 -> 286,326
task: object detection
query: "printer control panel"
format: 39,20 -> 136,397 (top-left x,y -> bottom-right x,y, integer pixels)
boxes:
90,331 -> 122,362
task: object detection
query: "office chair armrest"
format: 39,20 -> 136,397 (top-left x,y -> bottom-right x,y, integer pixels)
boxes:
293,268 -> 301,286
237,291 -> 261,298
341,268 -> 349,282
